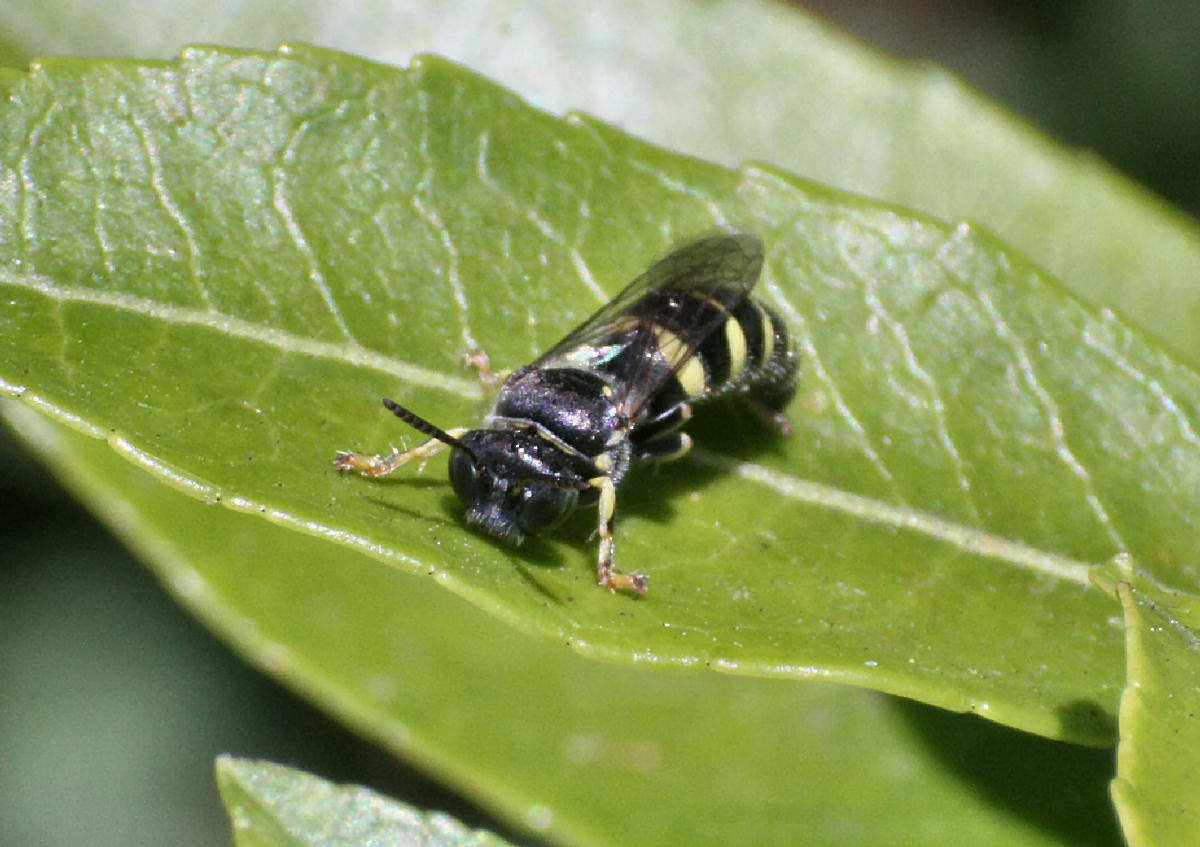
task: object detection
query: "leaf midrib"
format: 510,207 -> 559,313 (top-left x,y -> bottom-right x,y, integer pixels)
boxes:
692,448 -> 1093,585
1,268 -> 482,397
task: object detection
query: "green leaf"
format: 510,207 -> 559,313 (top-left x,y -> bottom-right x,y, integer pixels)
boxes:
7,404 -> 1123,847
1101,557 -> 1200,846
8,42 -> 1195,744
216,757 -> 516,847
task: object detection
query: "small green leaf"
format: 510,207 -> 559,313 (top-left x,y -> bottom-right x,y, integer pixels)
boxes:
6,44 -> 1194,742
1103,557 -> 1200,846
216,757 -> 514,847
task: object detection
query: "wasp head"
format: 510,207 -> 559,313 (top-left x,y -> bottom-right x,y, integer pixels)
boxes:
379,398 -> 592,544
449,428 -> 590,542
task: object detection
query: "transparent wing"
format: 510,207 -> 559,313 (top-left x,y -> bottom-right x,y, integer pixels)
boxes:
532,232 -> 764,417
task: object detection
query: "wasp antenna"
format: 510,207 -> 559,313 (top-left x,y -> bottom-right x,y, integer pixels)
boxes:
381,398 -> 475,459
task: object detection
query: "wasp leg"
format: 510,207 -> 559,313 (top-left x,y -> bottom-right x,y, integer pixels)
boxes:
589,475 -> 648,595
739,394 -> 794,436
635,431 -> 692,463
334,428 -> 468,478
632,403 -> 692,447
462,348 -> 509,390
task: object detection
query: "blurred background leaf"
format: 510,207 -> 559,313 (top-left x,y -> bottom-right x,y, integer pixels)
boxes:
216,758 -> 518,847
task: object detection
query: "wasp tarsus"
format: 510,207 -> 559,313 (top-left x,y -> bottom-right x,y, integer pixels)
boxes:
334,233 -> 798,595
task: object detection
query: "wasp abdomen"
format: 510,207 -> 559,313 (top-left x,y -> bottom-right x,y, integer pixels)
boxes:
728,299 -> 798,413
624,288 -> 797,424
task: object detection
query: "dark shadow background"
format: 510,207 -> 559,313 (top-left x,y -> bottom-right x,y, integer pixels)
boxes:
4,2 -> 1197,845
802,0 -> 1200,219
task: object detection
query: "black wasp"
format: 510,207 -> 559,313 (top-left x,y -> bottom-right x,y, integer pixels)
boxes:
334,233 -> 797,594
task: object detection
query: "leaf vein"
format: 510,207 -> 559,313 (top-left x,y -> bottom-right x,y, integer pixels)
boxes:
475,129 -> 607,304
760,264 -> 902,495
693,449 -> 1093,586
414,90 -> 479,351
0,270 -> 482,398
273,122 -> 352,338
974,282 -> 1128,552
17,99 -> 60,264
1081,318 -> 1200,453
628,156 -> 731,232
861,279 -> 983,523
133,112 -> 211,308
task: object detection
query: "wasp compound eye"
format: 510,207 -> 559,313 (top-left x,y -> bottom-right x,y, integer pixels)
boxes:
448,449 -> 482,505
516,486 -> 579,535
